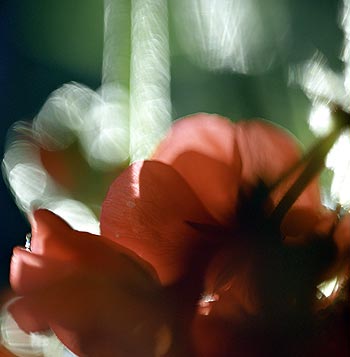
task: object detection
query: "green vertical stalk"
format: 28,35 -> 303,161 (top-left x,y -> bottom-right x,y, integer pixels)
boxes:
268,107 -> 350,229
102,0 -> 131,89
129,0 -> 172,162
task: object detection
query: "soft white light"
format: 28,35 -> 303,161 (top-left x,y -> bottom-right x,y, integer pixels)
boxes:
198,293 -> 219,316
317,277 -> 339,298
2,136 -> 58,213
342,0 -> 350,93
81,85 -> 130,169
326,131 -> 350,208
3,128 -> 100,231
103,0 -> 131,88
129,0 -> 171,161
173,0 -> 290,73
0,305 -> 77,357
292,53 -> 347,108
293,0 -> 350,210
308,103 -> 333,136
42,199 -> 100,234
8,163 -> 47,211
34,83 -> 92,150
34,83 -> 130,169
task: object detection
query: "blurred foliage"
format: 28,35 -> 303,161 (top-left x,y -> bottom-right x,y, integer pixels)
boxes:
8,0 -> 344,143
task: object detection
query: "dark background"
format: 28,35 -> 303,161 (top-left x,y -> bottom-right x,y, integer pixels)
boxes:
0,0 -> 344,289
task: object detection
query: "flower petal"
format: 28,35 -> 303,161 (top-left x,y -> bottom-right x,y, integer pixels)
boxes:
152,113 -> 242,225
235,120 -> 322,235
9,210 -> 168,356
8,272 -> 167,357
10,247 -> 74,296
153,114 -> 322,235
101,160 -> 218,284
37,209 -> 157,277
40,144 -> 126,205
191,315 -> 234,357
11,210 -> 159,296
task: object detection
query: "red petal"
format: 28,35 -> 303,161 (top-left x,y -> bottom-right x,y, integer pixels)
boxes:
153,114 -> 322,235
9,210 -> 168,356
152,113 -> 242,225
29,209 -> 74,258
40,147 -> 76,190
235,120 -> 302,187
9,272 -> 167,357
235,120 -> 322,235
8,297 -> 49,332
40,143 -> 127,209
191,315 -> 234,356
12,210 -> 158,296
10,247 -> 74,295
101,160 -> 218,284
192,314 -> 265,357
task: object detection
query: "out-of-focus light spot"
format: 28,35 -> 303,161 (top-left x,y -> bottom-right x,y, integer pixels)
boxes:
326,131 -> 350,208
34,83 -> 130,170
319,188 -> 337,211
3,127 -> 100,232
293,0 -> 350,210
81,85 -> 129,169
308,103 -> 333,136
317,277 -> 339,298
292,54 -> 347,108
342,0 -> 350,91
3,0 -> 173,238
3,135 -> 60,214
34,83 -> 91,150
8,164 -> 47,211
198,293 -> 219,316
42,199 -> 100,234
174,0 -> 289,73
1,307 -> 43,357
2,134 -> 60,213
154,325 -> 172,357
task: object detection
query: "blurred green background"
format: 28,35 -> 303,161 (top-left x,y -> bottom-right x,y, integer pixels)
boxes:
0,0 -> 344,288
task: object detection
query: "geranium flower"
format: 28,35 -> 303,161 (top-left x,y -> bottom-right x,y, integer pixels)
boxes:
4,113 -> 350,356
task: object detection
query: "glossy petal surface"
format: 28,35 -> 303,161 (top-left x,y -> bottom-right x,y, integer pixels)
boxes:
153,114 -> 322,235
153,113 -> 242,224
101,160 -> 218,284
236,120 -> 322,235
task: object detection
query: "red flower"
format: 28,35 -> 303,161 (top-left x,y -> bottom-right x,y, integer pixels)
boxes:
7,113 -> 350,356
8,210 -> 171,356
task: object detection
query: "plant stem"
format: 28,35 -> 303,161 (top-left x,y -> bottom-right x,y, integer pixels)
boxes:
269,107 -> 350,228
102,0 -> 131,89
129,0 -> 171,162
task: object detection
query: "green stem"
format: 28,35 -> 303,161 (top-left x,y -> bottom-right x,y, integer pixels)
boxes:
268,107 -> 350,229
129,0 -> 171,162
102,0 -> 131,89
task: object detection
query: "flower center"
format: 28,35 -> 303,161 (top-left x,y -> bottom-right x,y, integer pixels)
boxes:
198,105 -> 350,321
